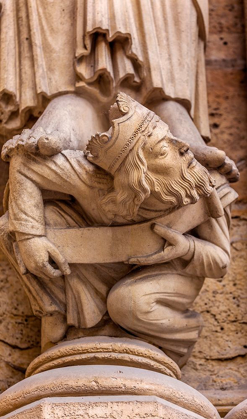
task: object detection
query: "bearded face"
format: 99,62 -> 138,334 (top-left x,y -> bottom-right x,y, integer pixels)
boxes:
100,120 -> 215,221
145,157 -> 214,208
142,123 -> 215,207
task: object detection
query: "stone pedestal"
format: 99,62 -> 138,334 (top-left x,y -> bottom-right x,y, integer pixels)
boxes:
225,399 -> 247,419
25,336 -> 181,379
0,396 -> 219,419
0,338 -> 220,418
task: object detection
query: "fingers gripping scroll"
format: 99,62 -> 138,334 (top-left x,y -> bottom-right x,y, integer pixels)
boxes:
128,223 -> 191,265
17,236 -> 71,279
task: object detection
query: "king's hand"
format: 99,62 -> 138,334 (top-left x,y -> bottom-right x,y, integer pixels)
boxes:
17,236 -> 71,279
128,224 -> 192,265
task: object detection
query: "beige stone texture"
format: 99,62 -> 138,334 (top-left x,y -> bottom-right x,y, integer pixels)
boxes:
25,337 -> 181,379
182,216 -> 247,407
0,0 -> 246,417
0,0 -> 210,139
0,396 -> 217,419
0,365 -> 220,418
206,0 -> 247,203
225,399 -> 247,419
1,92 -> 233,368
0,253 -> 40,393
180,0 -> 247,412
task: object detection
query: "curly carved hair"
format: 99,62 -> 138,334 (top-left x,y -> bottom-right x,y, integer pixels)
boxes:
100,136 -> 214,222
100,137 -> 150,221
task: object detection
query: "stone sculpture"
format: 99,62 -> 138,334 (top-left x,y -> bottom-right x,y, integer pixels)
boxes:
0,90 -> 239,419
0,0 -> 242,417
1,0 -> 210,139
0,92 -> 238,365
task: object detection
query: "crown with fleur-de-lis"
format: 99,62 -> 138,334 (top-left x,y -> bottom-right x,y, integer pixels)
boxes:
84,92 -> 157,174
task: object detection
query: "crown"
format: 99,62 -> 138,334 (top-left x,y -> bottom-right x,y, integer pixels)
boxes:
84,92 -> 157,174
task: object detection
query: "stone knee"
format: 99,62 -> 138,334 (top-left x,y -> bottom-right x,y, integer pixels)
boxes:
107,268 -> 204,329
107,273 -> 176,333
107,276 -> 137,331
107,268 -> 204,368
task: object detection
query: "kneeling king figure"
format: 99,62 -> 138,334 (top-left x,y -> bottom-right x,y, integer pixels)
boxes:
0,93 -> 237,367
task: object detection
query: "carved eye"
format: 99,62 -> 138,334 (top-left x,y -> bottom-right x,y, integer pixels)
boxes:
159,146 -> 168,157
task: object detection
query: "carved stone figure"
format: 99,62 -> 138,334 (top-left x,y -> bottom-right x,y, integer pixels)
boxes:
1,0 -> 239,178
0,92 -> 238,369
0,1 -> 242,417
1,0 -> 210,139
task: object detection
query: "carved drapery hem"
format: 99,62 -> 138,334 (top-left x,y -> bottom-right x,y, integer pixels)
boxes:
0,0 -> 210,140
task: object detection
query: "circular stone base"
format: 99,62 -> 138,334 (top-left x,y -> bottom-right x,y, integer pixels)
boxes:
26,336 -> 181,379
0,365 -> 220,418
225,399 -> 247,419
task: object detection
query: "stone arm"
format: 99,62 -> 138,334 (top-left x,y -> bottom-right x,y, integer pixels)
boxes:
130,207 -> 231,280
9,155 -> 46,238
8,152 -> 79,237
7,151 -> 88,278
8,151 -> 232,280
179,206 -> 231,278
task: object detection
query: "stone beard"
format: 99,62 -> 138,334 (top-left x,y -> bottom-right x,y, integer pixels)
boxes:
99,135 -> 215,222
0,93 -> 236,369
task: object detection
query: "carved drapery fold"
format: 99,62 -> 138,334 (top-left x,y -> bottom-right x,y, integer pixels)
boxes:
0,0 -> 210,140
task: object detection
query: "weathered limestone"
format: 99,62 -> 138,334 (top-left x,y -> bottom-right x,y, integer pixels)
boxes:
0,397 -> 219,419
0,365 -> 220,419
0,0 -> 246,416
182,213 -> 247,409
206,0 -> 247,205
0,90 -> 238,418
225,399 -> 247,419
0,93 -> 237,364
25,337 -> 181,379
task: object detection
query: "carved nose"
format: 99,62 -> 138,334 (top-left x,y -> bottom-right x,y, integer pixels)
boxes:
178,142 -> 189,155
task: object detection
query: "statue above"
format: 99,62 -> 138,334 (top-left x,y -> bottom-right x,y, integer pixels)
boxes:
0,92 -> 238,368
0,2 -> 242,418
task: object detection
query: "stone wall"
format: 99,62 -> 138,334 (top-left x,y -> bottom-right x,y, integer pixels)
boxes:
0,0 -> 246,414
182,0 -> 247,413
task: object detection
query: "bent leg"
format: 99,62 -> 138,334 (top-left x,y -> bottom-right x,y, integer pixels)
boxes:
32,93 -> 109,151
148,100 -> 205,148
107,264 -> 205,367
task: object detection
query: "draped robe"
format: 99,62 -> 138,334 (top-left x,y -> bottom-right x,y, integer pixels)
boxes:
0,0 -> 210,139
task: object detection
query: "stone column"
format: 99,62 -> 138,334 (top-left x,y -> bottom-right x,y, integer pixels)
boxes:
0,337 -> 220,418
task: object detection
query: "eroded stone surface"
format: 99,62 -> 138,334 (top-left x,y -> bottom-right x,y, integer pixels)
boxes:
0,254 -> 40,392
0,341 -> 40,394
208,0 -> 245,34
0,396 -> 217,419
0,2 -> 246,416
0,366 -> 220,419
0,258 -> 33,317
206,0 -> 247,203
0,257 -> 40,349
225,399 -> 247,419
182,216 -> 247,404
